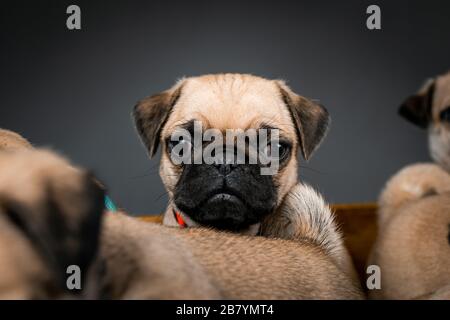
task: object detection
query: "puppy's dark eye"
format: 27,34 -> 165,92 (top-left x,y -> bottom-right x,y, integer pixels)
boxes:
439,107 -> 450,122
265,141 -> 291,161
276,142 -> 291,160
166,137 -> 192,155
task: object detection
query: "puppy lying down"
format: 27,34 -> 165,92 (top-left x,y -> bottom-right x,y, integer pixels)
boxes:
0,129 -> 361,299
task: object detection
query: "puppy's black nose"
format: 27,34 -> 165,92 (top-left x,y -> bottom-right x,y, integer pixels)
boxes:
214,163 -> 237,176
212,145 -> 240,175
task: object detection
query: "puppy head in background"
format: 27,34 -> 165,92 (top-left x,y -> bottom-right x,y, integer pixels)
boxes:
399,71 -> 450,171
133,74 -> 329,233
0,149 -> 105,299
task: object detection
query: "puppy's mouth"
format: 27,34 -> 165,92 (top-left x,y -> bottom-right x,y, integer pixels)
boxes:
173,209 -> 261,235
176,187 -> 254,231
202,188 -> 246,206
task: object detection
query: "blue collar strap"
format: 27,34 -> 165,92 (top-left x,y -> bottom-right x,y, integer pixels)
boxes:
104,195 -> 118,212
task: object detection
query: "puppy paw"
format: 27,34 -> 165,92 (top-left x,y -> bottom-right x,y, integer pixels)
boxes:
0,149 -> 104,298
378,163 -> 450,226
0,129 -> 32,151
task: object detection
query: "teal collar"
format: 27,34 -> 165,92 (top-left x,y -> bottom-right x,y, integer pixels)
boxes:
104,195 -> 118,212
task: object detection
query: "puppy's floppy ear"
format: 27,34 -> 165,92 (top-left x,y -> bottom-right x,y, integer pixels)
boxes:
133,80 -> 184,157
398,79 -> 435,129
277,82 -> 330,161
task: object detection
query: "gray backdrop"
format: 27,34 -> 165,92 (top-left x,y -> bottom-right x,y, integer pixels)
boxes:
1,0 -> 450,215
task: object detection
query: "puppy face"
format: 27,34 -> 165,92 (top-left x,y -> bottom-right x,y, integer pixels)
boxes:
134,74 -> 329,231
399,71 -> 450,171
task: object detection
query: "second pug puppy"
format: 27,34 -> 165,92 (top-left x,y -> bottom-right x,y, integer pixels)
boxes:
369,71 -> 450,299
133,74 -> 329,233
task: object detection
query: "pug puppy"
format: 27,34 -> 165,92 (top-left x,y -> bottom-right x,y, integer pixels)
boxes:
369,72 -> 450,299
0,130 -> 361,299
133,74 -> 329,233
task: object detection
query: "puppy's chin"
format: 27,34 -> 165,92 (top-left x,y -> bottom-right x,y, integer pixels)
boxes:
177,193 -> 262,232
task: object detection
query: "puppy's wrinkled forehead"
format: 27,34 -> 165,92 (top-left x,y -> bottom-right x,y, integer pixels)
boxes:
134,73 -> 329,161
162,74 -> 296,138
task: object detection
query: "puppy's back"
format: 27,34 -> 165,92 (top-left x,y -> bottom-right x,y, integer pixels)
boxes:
102,213 -> 362,299
174,227 -> 362,299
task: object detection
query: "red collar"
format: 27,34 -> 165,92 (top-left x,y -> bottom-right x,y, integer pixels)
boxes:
173,210 -> 187,228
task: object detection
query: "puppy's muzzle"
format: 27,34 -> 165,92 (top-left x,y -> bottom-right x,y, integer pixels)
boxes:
174,159 -> 277,231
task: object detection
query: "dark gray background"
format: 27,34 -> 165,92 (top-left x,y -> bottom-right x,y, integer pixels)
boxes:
1,0 -> 449,215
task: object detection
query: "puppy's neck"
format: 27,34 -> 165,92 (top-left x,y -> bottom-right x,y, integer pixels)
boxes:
163,204 -> 200,228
